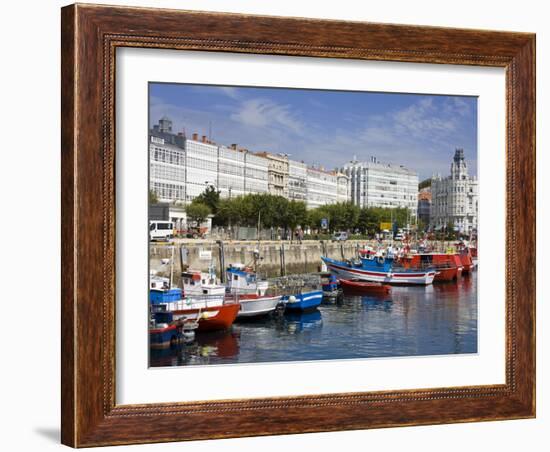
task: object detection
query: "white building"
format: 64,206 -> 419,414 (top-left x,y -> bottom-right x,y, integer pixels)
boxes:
342,157 -> 418,216
336,173 -> 350,203
306,167 -> 344,209
149,119 -> 270,204
243,151 -> 269,195
149,135 -> 186,202
218,144 -> 245,199
431,149 -> 478,234
185,135 -> 219,202
288,159 -> 308,202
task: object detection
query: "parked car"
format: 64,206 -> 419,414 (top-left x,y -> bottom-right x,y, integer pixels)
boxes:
332,231 -> 349,241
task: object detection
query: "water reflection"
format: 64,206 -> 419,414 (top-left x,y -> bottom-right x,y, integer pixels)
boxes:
150,272 -> 478,367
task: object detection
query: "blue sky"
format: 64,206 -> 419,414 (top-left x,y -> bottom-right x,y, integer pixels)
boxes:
149,83 -> 477,180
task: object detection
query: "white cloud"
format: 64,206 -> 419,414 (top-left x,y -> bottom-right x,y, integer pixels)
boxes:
218,86 -> 240,100
230,98 -> 303,134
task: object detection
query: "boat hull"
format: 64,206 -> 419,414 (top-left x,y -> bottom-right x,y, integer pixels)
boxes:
339,279 -> 391,295
434,267 -> 460,282
236,295 -> 282,318
283,291 -> 323,312
324,259 -> 435,285
459,253 -> 474,274
149,324 -> 182,349
170,303 -> 240,332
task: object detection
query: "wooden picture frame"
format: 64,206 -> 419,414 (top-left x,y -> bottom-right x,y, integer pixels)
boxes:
61,3 -> 535,447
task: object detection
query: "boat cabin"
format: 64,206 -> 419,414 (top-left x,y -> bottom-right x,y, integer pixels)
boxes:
226,263 -> 268,296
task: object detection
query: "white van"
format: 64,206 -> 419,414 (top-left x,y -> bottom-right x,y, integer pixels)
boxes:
149,221 -> 174,241
331,231 -> 349,241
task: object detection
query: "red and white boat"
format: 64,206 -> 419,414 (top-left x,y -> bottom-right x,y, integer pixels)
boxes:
322,256 -> 436,285
151,268 -> 240,332
166,301 -> 241,332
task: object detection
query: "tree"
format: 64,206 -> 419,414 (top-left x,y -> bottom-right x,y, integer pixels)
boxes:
418,178 -> 432,190
357,208 -> 379,235
195,185 -> 221,215
185,202 -> 211,228
149,189 -> 159,204
281,200 -> 307,237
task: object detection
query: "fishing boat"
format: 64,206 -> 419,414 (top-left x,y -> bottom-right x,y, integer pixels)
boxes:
151,277 -> 240,332
233,293 -> 283,318
282,290 -> 323,312
226,263 -> 269,296
338,279 -> 391,295
149,275 -> 182,303
322,255 -> 436,285
150,250 -> 241,332
159,299 -> 241,332
149,312 -> 198,349
455,241 -> 476,274
181,267 -> 226,297
399,253 -> 463,282
225,263 -> 281,318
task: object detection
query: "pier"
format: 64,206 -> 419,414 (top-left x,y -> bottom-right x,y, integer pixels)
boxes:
150,239 -> 461,284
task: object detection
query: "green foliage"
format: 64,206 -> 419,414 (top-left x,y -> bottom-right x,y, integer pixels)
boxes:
418,178 -> 432,190
306,204 -> 412,235
195,185 -> 221,215
211,193 -> 308,230
211,193 -> 415,236
185,202 -> 211,227
149,189 -> 159,204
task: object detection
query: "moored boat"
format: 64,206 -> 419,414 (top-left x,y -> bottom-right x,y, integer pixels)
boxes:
322,255 -> 436,285
181,267 -> 226,298
225,263 -> 281,318
232,293 -> 283,318
151,276 -> 240,332
282,290 -> 323,312
149,312 -> 198,349
163,301 -> 241,332
338,279 -> 391,295
226,263 -> 268,296
458,251 -> 474,274
399,253 -> 463,282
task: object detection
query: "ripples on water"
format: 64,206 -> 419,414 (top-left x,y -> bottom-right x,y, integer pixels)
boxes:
150,272 -> 478,367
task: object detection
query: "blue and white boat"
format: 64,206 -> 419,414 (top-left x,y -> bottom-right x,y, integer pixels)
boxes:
282,290 -> 323,312
322,255 -> 436,285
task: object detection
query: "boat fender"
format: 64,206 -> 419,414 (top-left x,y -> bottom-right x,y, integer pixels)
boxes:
288,295 -> 297,303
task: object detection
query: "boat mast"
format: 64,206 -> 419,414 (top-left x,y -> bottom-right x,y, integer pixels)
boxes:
169,245 -> 174,289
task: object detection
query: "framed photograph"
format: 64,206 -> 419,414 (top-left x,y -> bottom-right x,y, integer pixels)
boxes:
61,3 -> 535,447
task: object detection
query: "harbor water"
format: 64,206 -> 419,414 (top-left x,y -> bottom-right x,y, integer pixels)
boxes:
150,271 -> 477,367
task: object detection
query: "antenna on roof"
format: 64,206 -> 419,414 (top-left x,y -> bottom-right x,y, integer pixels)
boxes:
208,120 -> 212,140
